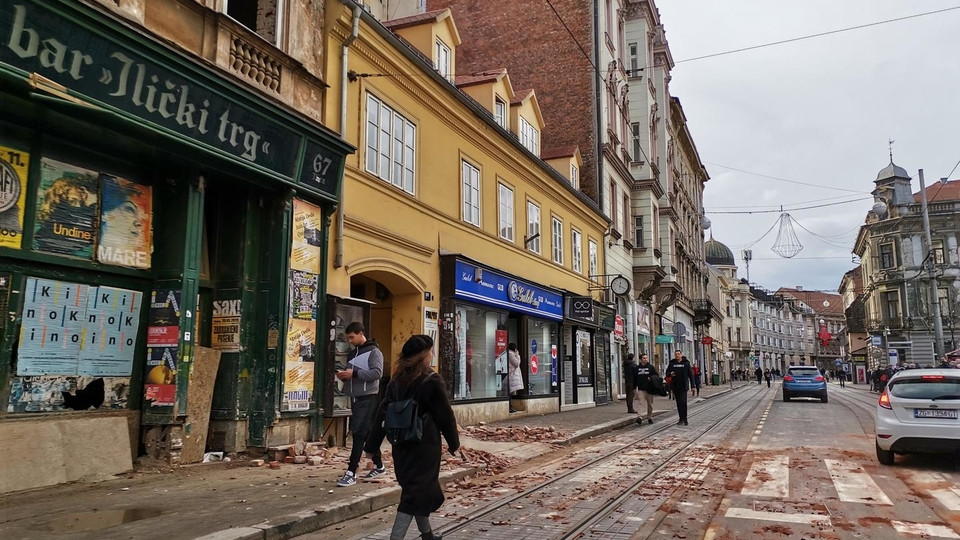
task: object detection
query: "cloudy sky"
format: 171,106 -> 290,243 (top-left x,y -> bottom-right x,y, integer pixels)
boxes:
655,0 -> 960,293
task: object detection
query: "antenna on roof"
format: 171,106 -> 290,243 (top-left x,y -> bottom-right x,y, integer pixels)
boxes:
888,138 -> 895,163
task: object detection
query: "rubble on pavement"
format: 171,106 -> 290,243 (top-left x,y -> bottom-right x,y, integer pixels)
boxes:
460,424 -> 567,443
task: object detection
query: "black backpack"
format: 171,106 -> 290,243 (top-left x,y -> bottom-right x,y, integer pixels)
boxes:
384,374 -> 430,445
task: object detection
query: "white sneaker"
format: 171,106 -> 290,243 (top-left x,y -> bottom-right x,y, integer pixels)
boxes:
336,471 -> 356,487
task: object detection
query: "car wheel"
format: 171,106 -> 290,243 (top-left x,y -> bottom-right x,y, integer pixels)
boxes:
876,441 -> 895,465
783,392 -> 790,402
821,393 -> 828,403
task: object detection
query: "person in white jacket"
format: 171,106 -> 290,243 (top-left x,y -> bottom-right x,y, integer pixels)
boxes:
507,343 -> 523,413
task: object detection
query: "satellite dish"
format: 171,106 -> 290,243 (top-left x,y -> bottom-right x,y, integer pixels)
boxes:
823,300 -> 830,308
872,201 -> 888,218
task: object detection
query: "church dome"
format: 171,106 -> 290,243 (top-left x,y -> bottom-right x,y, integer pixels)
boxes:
876,161 -> 910,181
705,238 -> 736,267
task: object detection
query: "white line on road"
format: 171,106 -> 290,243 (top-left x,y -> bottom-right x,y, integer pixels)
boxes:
892,521 -> 960,539
903,471 -> 960,512
824,459 -> 892,505
742,455 -> 789,498
725,507 -> 831,525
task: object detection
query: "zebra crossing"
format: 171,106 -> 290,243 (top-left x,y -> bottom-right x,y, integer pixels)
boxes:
720,455 -> 960,538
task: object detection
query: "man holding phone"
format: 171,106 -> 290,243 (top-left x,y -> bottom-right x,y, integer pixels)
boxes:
335,322 -> 386,487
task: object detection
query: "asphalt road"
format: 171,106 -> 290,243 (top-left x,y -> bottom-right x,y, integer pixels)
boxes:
299,382 -> 960,539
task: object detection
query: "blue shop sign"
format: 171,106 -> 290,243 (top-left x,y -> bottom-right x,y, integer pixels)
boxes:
454,261 -> 563,321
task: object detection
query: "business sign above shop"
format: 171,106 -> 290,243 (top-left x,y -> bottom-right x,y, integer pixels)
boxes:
0,1 -> 350,201
453,260 -> 563,321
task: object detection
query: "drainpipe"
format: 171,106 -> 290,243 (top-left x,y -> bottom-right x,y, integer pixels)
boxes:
334,3 -> 361,269
593,0 -> 604,214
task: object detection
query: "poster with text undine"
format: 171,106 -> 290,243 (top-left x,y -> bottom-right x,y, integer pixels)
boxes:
33,158 -> 99,259
0,144 -> 29,249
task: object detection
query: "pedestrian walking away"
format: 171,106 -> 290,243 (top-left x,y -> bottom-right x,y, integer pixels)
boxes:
622,353 -> 638,413
335,322 -> 386,487
634,353 -> 658,424
692,363 -> 702,396
507,343 -> 524,413
667,351 -> 696,425
365,334 -> 459,540
763,368 -> 771,388
837,369 -> 846,388
754,366 -> 763,385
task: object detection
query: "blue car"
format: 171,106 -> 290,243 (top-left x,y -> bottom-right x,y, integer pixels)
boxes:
782,365 -> 828,403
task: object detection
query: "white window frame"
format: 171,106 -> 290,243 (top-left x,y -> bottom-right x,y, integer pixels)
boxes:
519,116 -> 540,155
631,122 -> 642,163
634,215 -> 643,248
628,42 -> 639,76
588,240 -> 599,277
461,160 -> 481,227
498,183 -> 514,241
527,201 -> 541,254
552,217 -> 564,265
570,164 -> 580,189
494,97 -> 507,129
435,39 -> 452,80
572,228 -> 583,273
365,93 -> 416,194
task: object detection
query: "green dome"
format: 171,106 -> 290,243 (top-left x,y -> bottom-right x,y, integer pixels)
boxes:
705,238 -> 735,266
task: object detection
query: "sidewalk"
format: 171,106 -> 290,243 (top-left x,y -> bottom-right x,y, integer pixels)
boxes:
0,382 -> 746,540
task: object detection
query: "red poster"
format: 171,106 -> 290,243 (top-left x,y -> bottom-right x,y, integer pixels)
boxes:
495,329 -> 507,357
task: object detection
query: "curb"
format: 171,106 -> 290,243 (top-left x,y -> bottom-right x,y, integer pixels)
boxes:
195,466 -> 479,540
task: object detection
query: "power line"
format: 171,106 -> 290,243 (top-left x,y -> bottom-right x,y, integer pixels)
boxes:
706,196 -> 872,214
674,5 -> 960,65
543,0 -> 597,72
706,162 -> 868,194
707,193 -> 872,209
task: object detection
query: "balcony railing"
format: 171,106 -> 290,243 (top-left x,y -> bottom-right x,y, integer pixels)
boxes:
865,316 -> 909,333
693,299 -> 713,326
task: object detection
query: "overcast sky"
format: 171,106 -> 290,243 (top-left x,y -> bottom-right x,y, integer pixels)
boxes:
655,0 -> 960,293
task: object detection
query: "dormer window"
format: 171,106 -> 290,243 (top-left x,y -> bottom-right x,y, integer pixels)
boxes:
519,117 -> 539,155
435,39 -> 452,80
494,97 -> 507,129
570,164 -> 579,189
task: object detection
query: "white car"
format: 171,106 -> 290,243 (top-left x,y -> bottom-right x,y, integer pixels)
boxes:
875,368 -> 960,465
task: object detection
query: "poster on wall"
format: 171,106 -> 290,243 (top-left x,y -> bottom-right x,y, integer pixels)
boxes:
33,158 -> 99,259
289,270 -> 318,320
144,288 -> 181,407
285,318 -> 316,364
0,144 -> 29,249
284,361 -> 314,411
290,199 -> 322,273
147,289 -> 181,347
424,307 -> 439,368
77,286 -> 144,376
7,376 -> 130,413
211,299 -> 241,352
17,278 -> 91,375
144,346 -> 178,407
97,174 -> 153,269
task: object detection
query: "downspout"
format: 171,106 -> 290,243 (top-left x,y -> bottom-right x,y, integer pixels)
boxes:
334,3 -> 362,268
593,0 -> 604,214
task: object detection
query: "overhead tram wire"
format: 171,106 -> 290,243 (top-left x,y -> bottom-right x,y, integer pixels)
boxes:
707,192 -> 875,209
706,162 -> 869,194
705,196 -> 872,214
348,5 -> 960,80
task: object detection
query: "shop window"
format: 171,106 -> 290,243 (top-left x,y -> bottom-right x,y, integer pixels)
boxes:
453,304 -> 508,400
571,229 -> 583,273
365,93 -> 416,194
526,319 -> 557,395
575,329 -> 593,385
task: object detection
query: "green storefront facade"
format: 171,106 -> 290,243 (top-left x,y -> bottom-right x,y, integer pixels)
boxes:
0,0 -> 352,492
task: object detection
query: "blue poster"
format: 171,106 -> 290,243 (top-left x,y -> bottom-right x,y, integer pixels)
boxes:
17,278 -> 90,375
77,286 -> 144,376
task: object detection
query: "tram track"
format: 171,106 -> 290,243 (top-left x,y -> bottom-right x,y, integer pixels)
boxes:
435,383 -> 771,540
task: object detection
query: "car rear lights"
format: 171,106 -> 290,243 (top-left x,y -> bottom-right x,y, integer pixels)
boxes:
878,390 -> 892,410
783,376 -> 794,382
921,375 -> 945,380
877,434 -> 892,439
814,376 -> 825,382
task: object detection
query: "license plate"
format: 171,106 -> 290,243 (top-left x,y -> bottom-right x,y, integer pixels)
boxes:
914,409 -> 959,419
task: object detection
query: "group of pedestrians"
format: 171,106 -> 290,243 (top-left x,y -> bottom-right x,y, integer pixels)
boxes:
624,350 -> 697,426
335,322 -> 458,540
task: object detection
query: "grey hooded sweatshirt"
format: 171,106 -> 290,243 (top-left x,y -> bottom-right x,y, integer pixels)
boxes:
343,338 -> 383,398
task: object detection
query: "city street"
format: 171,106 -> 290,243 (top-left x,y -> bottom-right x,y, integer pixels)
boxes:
301,382 -> 960,540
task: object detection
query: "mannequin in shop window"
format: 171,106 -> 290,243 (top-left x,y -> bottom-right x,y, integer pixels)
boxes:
455,309 -> 471,399
507,343 -> 524,413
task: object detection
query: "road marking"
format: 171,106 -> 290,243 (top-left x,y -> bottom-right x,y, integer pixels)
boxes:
824,459 -> 892,505
892,521 -> 960,539
904,471 -> 960,512
725,507 -> 830,525
742,455 -> 789,498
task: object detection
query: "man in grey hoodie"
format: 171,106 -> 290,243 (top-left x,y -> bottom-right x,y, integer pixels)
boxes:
336,322 -> 386,487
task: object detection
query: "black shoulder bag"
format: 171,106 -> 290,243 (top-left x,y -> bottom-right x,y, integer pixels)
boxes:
384,374 -> 430,445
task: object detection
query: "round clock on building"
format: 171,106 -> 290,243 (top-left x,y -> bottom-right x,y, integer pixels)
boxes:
610,275 -> 631,296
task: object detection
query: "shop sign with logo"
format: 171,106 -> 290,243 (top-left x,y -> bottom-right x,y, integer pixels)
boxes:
568,296 -> 594,321
453,260 -> 563,320
613,315 -> 624,338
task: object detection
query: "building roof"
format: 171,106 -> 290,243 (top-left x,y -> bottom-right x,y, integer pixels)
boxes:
913,178 -> 960,203
455,68 -> 506,88
511,88 -> 534,105
540,145 -> 578,160
704,238 -> 735,267
382,9 -> 451,30
776,288 -> 844,316
876,160 -> 910,181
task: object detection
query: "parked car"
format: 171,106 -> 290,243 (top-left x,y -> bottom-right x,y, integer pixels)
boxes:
782,365 -> 827,403
875,368 -> 960,465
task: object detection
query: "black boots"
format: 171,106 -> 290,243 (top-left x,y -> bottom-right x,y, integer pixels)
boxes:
421,533 -> 442,540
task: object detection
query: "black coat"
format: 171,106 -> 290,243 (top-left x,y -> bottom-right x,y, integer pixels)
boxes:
635,363 -> 659,391
666,359 -> 694,392
365,372 -> 460,516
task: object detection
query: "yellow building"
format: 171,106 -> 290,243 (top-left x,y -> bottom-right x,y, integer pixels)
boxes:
323,4 -> 610,424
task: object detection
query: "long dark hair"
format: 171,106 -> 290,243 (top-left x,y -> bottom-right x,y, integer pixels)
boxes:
392,334 -> 434,385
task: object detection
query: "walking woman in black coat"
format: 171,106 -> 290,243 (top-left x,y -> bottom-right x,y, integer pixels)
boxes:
365,334 -> 460,540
